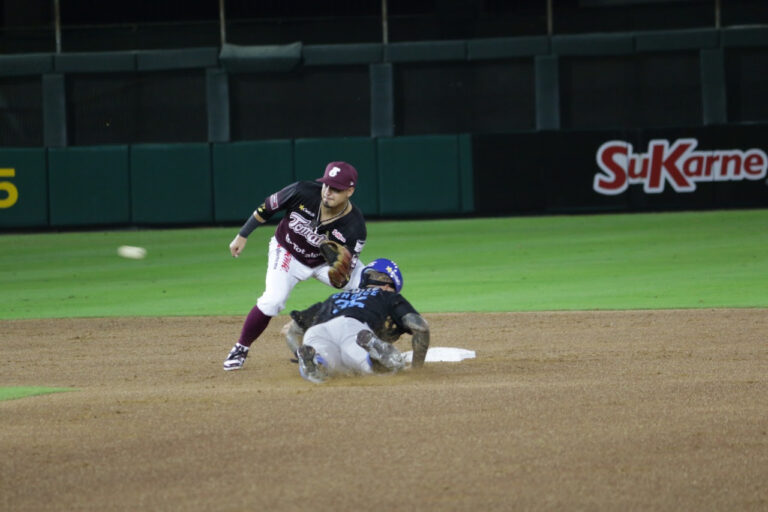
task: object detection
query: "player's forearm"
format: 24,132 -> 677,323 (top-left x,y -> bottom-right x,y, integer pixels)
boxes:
238,210 -> 266,238
403,313 -> 430,368
411,331 -> 429,368
283,320 -> 304,353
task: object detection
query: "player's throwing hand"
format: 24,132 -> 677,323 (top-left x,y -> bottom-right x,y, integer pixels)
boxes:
229,234 -> 247,258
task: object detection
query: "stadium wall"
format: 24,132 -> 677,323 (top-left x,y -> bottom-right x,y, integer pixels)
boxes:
0,135 -> 474,228
0,27 -> 766,228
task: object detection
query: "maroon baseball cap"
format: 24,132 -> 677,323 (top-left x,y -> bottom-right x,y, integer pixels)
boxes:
317,161 -> 358,190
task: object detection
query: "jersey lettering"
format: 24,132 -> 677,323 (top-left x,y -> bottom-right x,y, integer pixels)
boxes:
271,181 -> 366,268
287,212 -> 326,246
331,297 -> 367,314
330,288 -> 379,314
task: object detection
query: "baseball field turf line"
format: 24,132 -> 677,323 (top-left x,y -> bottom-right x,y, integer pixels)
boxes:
1,208 -> 767,319
0,387 -> 74,401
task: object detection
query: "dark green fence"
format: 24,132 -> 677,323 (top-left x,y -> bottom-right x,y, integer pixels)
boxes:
0,134 -> 472,228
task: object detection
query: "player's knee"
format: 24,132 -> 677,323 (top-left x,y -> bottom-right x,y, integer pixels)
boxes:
256,299 -> 284,317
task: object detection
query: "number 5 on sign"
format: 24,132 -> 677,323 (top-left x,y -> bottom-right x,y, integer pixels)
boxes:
0,168 -> 18,208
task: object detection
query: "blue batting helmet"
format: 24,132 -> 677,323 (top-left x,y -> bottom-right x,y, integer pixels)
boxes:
360,258 -> 404,293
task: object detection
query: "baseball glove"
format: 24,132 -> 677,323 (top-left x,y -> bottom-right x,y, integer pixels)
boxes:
320,240 -> 352,288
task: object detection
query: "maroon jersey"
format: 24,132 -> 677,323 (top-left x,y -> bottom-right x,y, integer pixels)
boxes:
259,181 -> 366,268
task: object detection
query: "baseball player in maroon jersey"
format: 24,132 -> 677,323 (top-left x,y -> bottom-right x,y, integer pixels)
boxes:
223,161 -> 367,371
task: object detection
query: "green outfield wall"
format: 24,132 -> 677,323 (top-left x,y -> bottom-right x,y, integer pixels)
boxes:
0,134 -> 472,228
4,124 -> 768,229
0,148 -> 48,228
48,145 -> 130,227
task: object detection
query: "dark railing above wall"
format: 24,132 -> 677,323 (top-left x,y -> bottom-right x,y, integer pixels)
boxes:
0,24 -> 766,149
0,1 -> 767,148
1,1 -> 767,54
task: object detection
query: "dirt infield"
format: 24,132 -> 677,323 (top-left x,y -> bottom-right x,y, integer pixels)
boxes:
2,310 -> 767,511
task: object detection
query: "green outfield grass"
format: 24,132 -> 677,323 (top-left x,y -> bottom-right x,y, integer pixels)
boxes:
1,209 -> 767,319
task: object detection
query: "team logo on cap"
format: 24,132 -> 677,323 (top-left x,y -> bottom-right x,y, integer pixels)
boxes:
329,167 -> 341,177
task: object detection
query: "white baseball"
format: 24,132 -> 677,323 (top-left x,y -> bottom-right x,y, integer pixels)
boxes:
117,245 -> 147,260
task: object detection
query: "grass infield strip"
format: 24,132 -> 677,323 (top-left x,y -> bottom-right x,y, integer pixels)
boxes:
0,387 -> 74,401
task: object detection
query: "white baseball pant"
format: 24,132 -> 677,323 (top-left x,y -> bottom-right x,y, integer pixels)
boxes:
303,316 -> 374,376
256,237 -> 364,317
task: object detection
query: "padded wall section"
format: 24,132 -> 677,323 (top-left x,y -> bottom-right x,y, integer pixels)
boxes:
385,40 -> 466,62
136,47 -> 219,71
130,144 -> 212,224
0,53 -> 53,76
370,63 -> 394,138
211,140 -> 293,223
472,125 -> 768,215
535,55 -> 560,130
219,42 -> 302,72
458,134 -> 474,213
467,36 -> 549,60
206,69 -> 230,143
634,28 -> 719,52
43,74 -> 67,147
54,51 -> 136,73
302,43 -> 382,66
294,137 -> 378,217
377,135 -> 462,216
721,26 -> 768,47
48,145 -> 130,226
700,49 -> 727,125
0,148 -> 48,228
552,33 -> 634,56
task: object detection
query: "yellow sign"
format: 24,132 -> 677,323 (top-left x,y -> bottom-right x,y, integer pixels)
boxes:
0,168 -> 18,208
